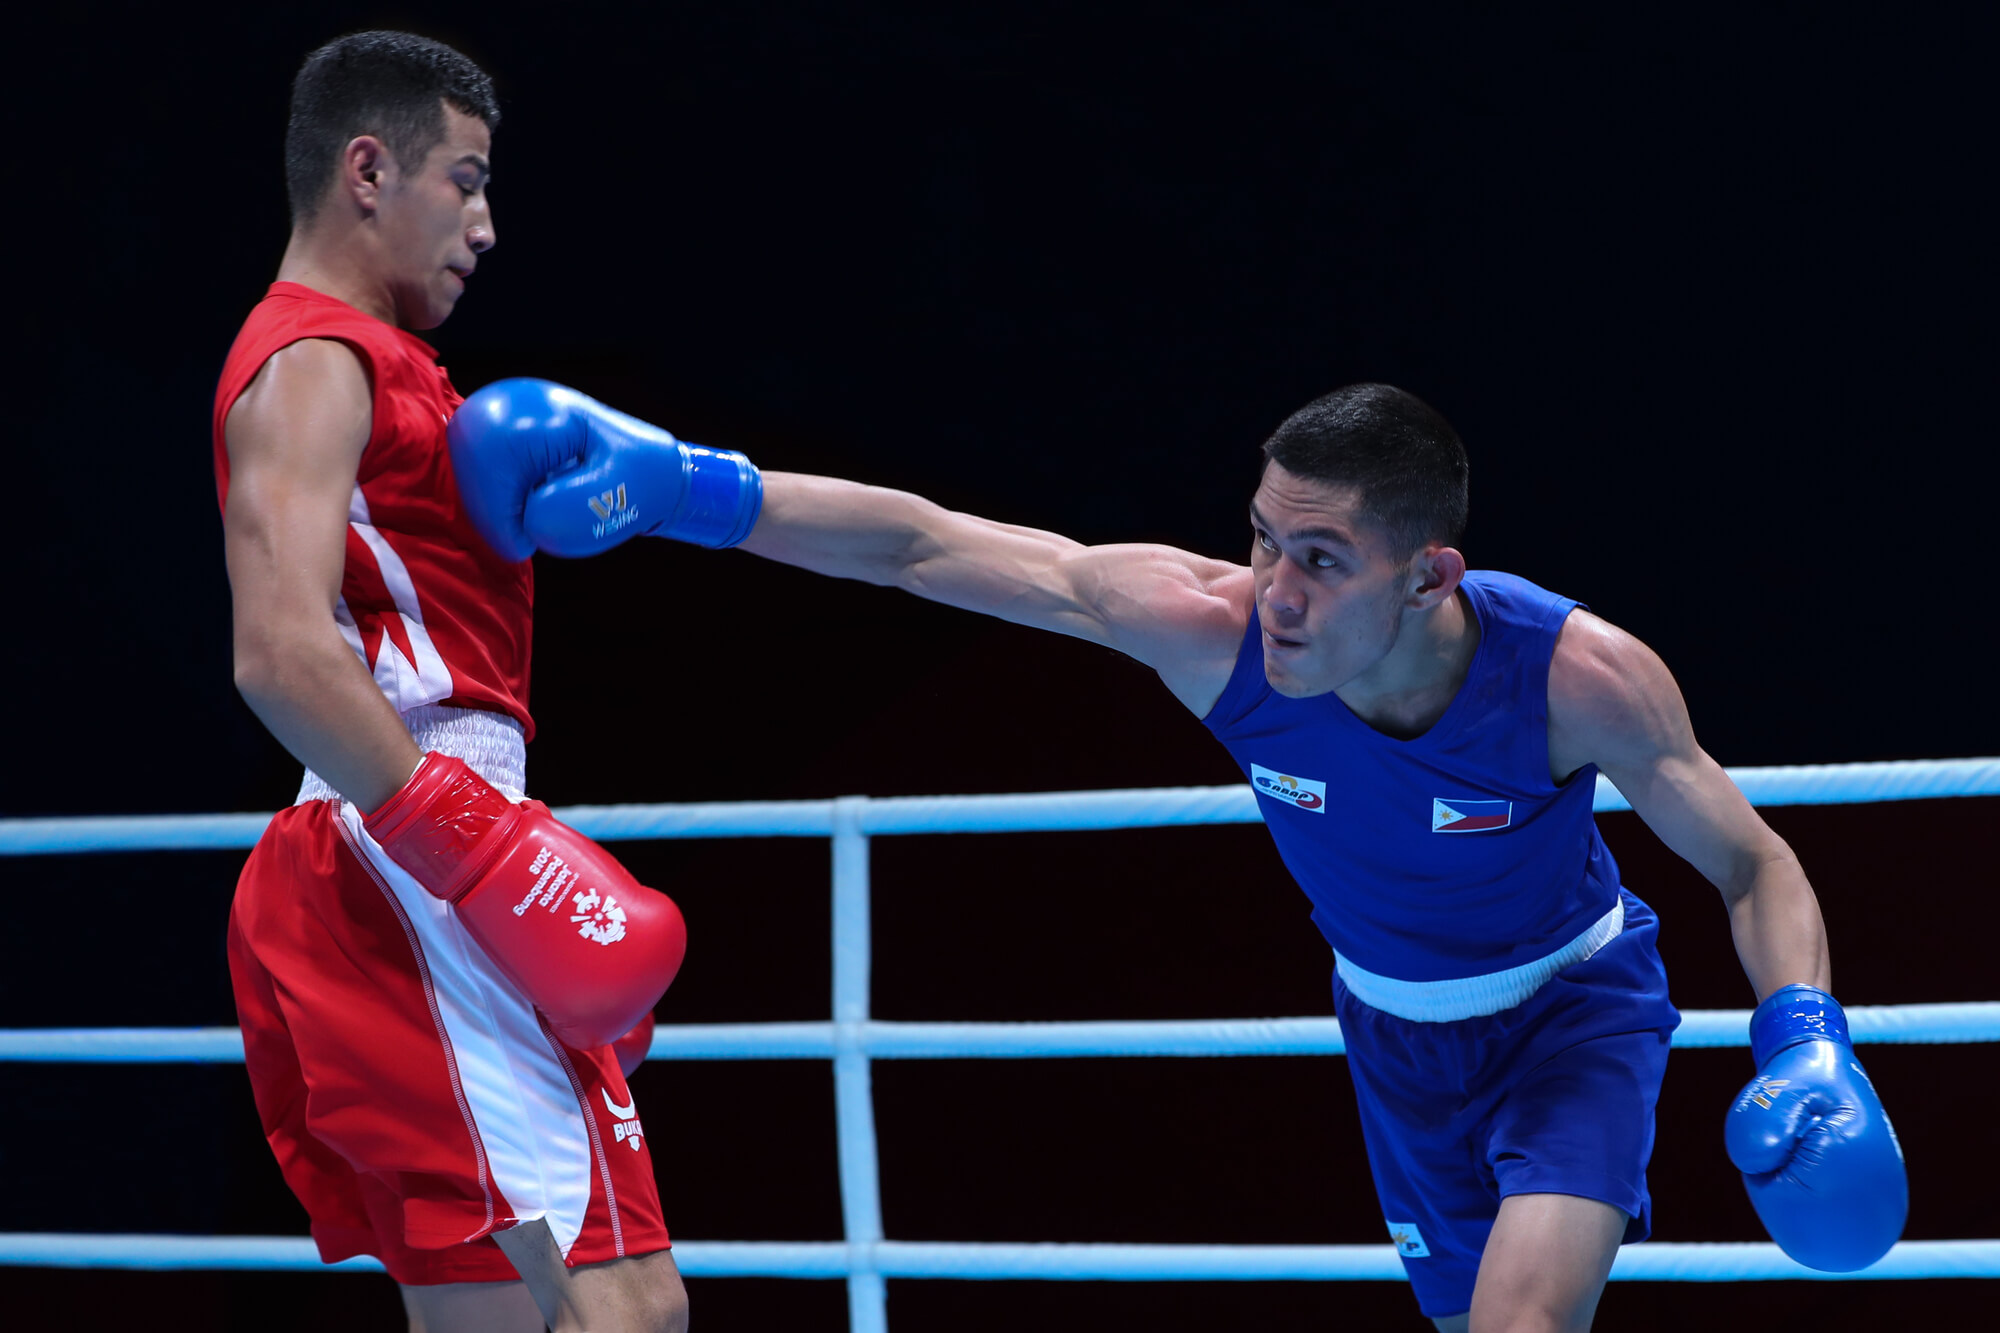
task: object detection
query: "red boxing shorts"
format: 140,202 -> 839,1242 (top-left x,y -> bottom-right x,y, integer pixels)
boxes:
227,798 -> 669,1286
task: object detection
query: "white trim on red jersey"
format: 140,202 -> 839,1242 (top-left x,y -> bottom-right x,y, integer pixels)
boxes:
338,486 -> 456,714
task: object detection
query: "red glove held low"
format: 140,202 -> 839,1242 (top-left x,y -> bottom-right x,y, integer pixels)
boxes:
365,753 -> 687,1051
612,1012 -> 656,1079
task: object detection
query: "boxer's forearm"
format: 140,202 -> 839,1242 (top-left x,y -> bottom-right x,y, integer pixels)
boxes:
1725,856 -> 1832,1001
742,473 -> 1089,609
741,472 -> 1245,670
232,617 -> 422,812
738,472 -> 936,583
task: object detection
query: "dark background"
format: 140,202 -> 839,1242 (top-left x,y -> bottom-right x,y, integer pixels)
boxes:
5,1 -> 1997,1327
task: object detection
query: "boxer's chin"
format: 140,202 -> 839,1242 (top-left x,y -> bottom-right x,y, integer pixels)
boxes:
1263,654 -> 1335,700
410,291 -> 457,331
1262,653 -> 1305,697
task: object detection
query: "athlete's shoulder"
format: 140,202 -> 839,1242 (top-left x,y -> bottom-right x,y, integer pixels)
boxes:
1173,553 -> 1254,627
222,286 -> 384,403
1463,567 -> 1551,595
236,336 -> 370,404
1547,609 -> 1684,764
1148,558 -> 1252,718
232,283 -> 426,375
224,338 -> 373,467
1145,551 -> 1251,651
1463,568 -> 1580,617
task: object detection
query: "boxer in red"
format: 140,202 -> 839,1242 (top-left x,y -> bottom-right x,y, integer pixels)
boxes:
214,32 -> 686,1332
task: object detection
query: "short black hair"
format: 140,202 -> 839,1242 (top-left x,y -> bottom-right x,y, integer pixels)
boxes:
1260,383 -> 1469,558
285,30 -> 499,225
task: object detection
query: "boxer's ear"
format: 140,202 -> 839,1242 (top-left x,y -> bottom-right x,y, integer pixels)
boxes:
1406,544 -> 1466,609
341,135 -> 391,213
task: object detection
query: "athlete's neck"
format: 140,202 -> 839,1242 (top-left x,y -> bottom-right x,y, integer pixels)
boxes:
275,229 -> 399,327
1334,588 -> 1481,740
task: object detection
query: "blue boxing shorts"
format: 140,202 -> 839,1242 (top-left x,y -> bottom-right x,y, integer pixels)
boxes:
1332,889 -> 1679,1319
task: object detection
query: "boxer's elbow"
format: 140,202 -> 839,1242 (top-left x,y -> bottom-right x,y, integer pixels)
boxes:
230,606 -> 341,712
230,624 -> 289,712
1718,835 -> 1806,911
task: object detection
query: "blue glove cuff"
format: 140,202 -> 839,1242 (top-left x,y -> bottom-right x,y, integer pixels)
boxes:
1748,983 -> 1851,1065
668,445 -> 764,549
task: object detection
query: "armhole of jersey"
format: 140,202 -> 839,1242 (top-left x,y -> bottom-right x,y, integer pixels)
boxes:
1533,596 -> 1583,791
225,332 -> 382,440
1199,605 -> 1268,732
218,332 -> 384,520
306,335 -> 384,453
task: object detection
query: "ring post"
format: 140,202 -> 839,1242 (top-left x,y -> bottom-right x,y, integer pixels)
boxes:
832,796 -> 887,1332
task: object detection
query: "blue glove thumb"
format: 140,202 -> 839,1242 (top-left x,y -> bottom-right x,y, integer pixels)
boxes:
447,379 -> 595,562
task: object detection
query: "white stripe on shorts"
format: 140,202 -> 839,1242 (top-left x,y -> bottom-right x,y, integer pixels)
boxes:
335,802 -> 600,1257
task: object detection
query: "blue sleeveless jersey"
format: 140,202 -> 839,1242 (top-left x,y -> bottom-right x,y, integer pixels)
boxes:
1202,570 -> 1622,983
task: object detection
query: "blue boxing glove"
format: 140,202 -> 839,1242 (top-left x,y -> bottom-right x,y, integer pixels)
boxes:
448,378 -> 762,561
1724,984 -> 1907,1271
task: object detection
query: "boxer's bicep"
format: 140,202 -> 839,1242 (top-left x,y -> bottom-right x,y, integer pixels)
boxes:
909,520 -> 1247,672
223,340 -> 372,646
221,341 -> 426,808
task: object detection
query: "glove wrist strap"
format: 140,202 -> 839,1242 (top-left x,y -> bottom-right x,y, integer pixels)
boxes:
654,444 -> 764,549
363,752 -> 521,900
1749,983 -> 1851,1065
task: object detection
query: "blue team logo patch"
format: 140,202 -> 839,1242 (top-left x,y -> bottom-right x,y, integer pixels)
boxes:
1431,798 -> 1512,833
1250,763 -> 1327,813
1386,1220 -> 1430,1257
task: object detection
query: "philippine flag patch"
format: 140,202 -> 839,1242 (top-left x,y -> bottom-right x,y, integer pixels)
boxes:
1432,798 -> 1513,833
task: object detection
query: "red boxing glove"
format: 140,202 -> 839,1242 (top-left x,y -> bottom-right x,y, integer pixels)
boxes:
612,1012 -> 656,1079
365,753 -> 687,1051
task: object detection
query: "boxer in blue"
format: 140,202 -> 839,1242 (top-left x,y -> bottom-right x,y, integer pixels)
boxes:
452,380 -> 1906,1330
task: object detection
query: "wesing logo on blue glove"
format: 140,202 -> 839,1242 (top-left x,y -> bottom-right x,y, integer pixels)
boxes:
586,484 -> 639,540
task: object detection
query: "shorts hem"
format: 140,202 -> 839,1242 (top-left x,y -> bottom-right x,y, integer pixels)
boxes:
312,1227 -> 676,1287
318,1229 -> 520,1286
1495,1170 -> 1650,1243
1407,1273 -> 1477,1321
1495,1171 -> 1642,1215
564,1229 -> 674,1271
309,1223 -> 381,1268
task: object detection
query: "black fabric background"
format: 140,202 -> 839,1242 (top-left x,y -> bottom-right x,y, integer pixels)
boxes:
4,2 -> 1995,1327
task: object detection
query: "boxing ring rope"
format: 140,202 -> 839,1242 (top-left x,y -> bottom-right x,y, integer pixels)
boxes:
4,757 -> 1999,1332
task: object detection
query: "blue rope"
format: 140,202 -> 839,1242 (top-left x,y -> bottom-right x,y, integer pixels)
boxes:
8,1004 -> 2000,1063
4,1234 -> 1995,1280
4,757 -> 1995,855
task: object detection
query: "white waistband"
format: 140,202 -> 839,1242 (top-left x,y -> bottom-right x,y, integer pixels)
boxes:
1334,897 -> 1625,1023
296,704 -> 527,806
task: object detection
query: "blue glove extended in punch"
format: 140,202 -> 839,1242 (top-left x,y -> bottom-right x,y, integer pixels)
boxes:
1724,984 -> 1907,1271
448,378 -> 762,561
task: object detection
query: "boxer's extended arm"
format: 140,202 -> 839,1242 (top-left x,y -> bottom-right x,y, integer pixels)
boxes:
223,339 -> 422,811
1545,610 -> 1828,1000
740,472 -> 1250,712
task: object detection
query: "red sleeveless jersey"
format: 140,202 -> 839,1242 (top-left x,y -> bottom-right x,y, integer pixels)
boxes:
214,282 -> 536,739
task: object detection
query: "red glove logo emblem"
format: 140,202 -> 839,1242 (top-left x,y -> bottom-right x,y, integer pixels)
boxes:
569,886 -> 630,946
